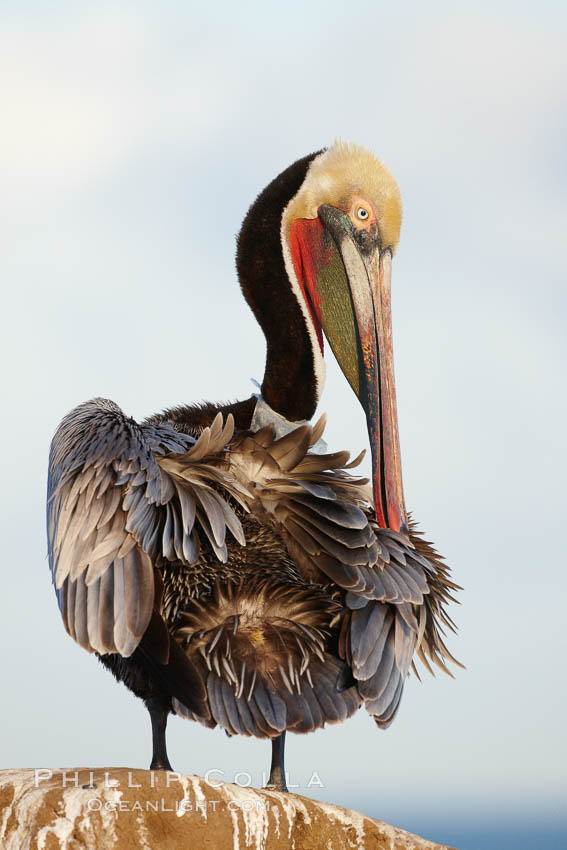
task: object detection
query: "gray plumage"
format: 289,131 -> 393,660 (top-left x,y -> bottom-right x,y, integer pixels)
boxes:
47,399 -> 460,739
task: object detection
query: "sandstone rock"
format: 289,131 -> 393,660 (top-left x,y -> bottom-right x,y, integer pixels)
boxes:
0,768 -> 457,850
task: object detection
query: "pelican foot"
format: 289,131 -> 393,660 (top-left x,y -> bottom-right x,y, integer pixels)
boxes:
149,757 -> 173,771
263,779 -> 289,793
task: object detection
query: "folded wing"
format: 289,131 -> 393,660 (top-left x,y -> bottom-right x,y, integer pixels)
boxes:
226,418 -> 461,726
47,398 -> 248,657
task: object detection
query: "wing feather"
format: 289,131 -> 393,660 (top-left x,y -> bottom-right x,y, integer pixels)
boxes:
224,420 -> 460,729
97,567 -> 115,651
47,399 -> 247,657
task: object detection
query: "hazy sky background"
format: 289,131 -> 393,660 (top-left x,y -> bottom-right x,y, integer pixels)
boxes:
1,3 -> 566,848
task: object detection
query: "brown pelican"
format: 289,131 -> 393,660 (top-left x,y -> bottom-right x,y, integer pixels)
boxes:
47,141 -> 460,791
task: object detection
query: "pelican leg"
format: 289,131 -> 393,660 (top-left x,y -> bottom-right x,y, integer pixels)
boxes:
265,732 -> 288,792
145,695 -> 173,771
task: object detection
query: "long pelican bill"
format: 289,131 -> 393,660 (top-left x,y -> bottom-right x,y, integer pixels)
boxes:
289,206 -> 408,536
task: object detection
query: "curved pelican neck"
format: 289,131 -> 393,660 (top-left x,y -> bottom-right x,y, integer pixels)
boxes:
236,151 -> 324,422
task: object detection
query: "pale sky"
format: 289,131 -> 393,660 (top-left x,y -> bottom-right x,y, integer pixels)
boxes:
1,3 -> 565,847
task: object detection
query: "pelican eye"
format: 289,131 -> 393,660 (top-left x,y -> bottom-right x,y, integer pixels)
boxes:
349,198 -> 374,229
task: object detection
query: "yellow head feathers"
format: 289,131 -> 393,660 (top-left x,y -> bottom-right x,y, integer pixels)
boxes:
284,140 -> 402,253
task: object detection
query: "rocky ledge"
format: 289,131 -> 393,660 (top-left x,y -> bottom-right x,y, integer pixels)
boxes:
0,768 -> 457,850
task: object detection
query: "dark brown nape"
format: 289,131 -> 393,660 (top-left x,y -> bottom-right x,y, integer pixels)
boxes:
236,150 -> 324,422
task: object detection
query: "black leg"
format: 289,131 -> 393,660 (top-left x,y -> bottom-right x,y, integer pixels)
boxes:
145,695 -> 173,771
265,732 -> 288,792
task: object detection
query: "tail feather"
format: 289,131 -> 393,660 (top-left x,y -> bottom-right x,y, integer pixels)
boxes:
171,576 -> 361,737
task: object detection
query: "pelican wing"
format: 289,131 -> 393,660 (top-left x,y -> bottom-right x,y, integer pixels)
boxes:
47,399 -> 247,657
227,419 -> 460,725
